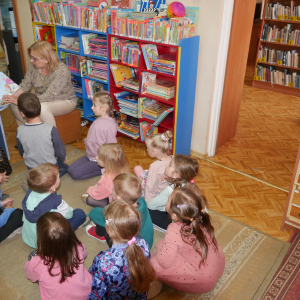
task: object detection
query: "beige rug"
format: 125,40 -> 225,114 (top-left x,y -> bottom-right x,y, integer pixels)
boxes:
0,145 -> 291,300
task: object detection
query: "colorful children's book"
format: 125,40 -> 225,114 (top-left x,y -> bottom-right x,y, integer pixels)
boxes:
141,44 -> 158,69
140,0 -> 165,12
0,72 -> 19,108
141,72 -> 156,94
140,121 -> 153,141
110,64 -> 135,86
185,6 -> 199,25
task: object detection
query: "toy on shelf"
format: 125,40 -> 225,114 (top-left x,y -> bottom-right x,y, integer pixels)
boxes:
166,1 -> 186,19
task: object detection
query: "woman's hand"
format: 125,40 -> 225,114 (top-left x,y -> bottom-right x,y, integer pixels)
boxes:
0,172 -> 9,184
2,95 -> 17,105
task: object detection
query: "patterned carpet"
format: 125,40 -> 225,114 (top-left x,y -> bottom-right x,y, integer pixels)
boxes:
0,146 -> 292,300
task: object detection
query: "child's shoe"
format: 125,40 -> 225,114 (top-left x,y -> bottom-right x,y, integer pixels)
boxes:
7,226 -> 23,239
86,225 -> 105,242
81,194 -> 88,203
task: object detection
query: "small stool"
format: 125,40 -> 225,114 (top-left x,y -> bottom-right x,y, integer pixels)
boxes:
55,109 -> 81,144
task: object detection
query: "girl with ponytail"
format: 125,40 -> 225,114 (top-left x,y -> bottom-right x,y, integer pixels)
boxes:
150,187 -> 225,294
88,200 -> 156,300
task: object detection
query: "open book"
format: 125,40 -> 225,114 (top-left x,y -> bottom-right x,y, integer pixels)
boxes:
0,72 -> 19,109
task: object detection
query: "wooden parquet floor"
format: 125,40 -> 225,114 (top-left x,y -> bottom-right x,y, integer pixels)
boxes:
0,73 -> 293,241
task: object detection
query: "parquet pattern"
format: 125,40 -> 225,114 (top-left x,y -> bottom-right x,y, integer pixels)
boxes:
0,70 -> 294,241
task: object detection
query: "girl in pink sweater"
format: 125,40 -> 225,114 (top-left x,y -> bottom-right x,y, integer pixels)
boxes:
68,92 -> 117,180
134,131 -> 172,202
24,212 -> 92,300
150,187 -> 225,294
82,143 -> 130,207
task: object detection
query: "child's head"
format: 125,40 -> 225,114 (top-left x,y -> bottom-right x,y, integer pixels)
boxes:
92,92 -> 113,118
112,173 -> 141,207
27,163 -> 59,193
36,212 -> 83,283
165,154 -> 208,208
105,200 -> 156,292
167,187 -> 218,266
145,130 -> 172,158
97,144 -> 130,178
17,93 -> 41,119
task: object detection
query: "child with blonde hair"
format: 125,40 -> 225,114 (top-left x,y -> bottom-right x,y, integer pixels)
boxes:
88,200 -> 156,300
134,130 -> 172,202
25,212 -> 92,300
148,154 -> 208,231
81,143 -> 130,208
87,173 -> 154,248
68,92 -> 117,180
150,187 -> 225,294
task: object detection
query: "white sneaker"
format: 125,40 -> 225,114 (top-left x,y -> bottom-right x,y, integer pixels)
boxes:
153,224 -> 167,233
7,226 -> 23,239
81,194 -> 88,203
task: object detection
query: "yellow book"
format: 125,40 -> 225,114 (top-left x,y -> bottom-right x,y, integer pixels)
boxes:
110,64 -> 135,86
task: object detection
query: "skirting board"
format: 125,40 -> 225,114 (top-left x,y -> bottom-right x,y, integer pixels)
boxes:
190,149 -> 208,160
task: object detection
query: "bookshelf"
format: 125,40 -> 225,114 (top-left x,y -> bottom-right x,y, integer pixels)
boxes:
108,30 -> 199,155
55,25 -> 109,122
32,22 -> 57,50
252,0 -> 300,95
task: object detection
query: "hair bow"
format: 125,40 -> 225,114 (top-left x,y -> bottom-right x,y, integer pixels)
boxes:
190,179 -> 195,183
128,237 -> 136,245
177,204 -> 186,209
161,133 -> 168,142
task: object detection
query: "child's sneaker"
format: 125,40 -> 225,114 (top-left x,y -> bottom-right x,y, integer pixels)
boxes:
86,225 -> 105,242
81,194 -> 88,203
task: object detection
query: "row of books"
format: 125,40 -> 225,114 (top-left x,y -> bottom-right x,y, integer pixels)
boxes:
115,91 -> 139,118
261,24 -> 300,45
111,10 -> 195,45
71,75 -> 82,94
61,52 -> 80,73
32,2 -> 110,32
82,34 -> 107,58
80,57 -> 108,82
117,113 -> 140,139
110,64 -> 139,92
264,2 -> 300,21
150,54 -> 176,76
85,79 -> 107,99
255,65 -> 300,88
59,34 -> 80,52
257,46 -> 299,68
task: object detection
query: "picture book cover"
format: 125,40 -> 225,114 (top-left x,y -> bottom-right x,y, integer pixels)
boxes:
111,0 -> 130,9
140,0 -> 166,12
0,72 -> 19,108
141,72 -> 156,94
110,64 -> 135,86
142,44 -> 158,69
140,121 -> 153,141
185,6 -> 199,25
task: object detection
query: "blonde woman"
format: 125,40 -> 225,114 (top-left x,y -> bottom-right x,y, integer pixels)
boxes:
3,41 -> 77,126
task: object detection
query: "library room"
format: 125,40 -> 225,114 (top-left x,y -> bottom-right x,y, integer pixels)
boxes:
0,0 -> 300,299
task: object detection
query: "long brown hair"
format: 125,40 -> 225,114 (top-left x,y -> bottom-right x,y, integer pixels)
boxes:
105,201 -> 156,292
36,212 -> 83,283
98,144 -> 130,178
168,187 -> 219,267
171,154 -> 208,208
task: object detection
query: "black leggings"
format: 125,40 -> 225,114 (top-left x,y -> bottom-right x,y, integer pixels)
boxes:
96,223 -> 113,248
148,209 -> 170,230
0,208 -> 23,243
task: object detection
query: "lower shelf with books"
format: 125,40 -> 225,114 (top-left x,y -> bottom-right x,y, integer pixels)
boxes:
252,80 -> 300,96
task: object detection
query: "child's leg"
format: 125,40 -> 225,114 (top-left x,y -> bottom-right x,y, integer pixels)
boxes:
95,224 -> 112,248
148,209 -> 170,231
86,196 -> 109,208
68,156 -> 102,180
56,160 -> 69,178
0,208 -> 23,243
134,165 -> 144,178
67,209 -> 86,231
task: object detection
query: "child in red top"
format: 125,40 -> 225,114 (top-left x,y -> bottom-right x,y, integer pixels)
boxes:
25,212 -> 92,300
81,143 -> 130,207
150,187 -> 225,294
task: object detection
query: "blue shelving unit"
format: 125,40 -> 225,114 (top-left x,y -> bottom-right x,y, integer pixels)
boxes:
55,25 -> 110,121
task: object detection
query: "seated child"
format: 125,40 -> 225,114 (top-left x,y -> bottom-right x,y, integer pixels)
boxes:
148,154 -> 208,231
22,163 -> 86,248
134,131 -> 172,202
16,93 -> 68,178
87,173 -> 154,248
150,187 -> 225,294
88,200 -> 156,300
0,172 -> 23,243
25,212 -> 92,300
68,92 -> 118,180
81,143 -> 130,208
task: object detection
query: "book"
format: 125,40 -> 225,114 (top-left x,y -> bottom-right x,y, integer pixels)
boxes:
141,72 -> 156,94
153,106 -> 174,126
140,121 -> 153,141
0,72 -> 19,108
140,0 -> 166,12
185,6 -> 199,25
35,25 -> 54,44
110,64 -> 135,86
141,44 -> 158,69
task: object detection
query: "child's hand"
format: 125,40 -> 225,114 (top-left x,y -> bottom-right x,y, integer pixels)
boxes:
0,172 -> 9,184
1,198 -> 13,208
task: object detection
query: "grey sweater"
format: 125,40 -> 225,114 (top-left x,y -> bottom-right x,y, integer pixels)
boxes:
16,123 -> 66,169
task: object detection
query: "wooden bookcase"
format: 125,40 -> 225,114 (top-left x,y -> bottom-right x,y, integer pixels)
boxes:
108,30 -> 199,155
252,0 -> 300,96
281,143 -> 300,233
32,22 -> 57,51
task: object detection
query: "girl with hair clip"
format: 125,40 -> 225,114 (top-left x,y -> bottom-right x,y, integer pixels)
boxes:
25,212 -> 92,300
134,131 -> 172,202
68,92 -> 117,180
148,154 -> 208,231
150,187 -> 225,294
88,200 -> 157,300
81,143 -> 130,208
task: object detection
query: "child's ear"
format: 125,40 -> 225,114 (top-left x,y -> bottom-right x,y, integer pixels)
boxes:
173,171 -> 180,179
20,111 -> 26,118
49,184 -> 56,193
171,213 -> 178,222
